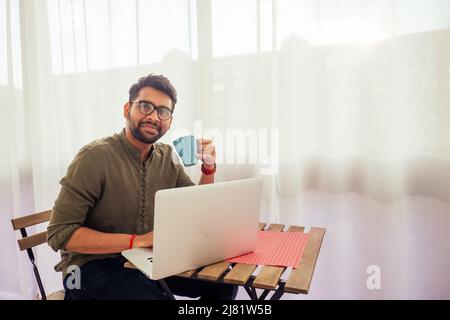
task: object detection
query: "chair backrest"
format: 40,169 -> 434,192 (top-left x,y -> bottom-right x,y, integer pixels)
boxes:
11,210 -> 52,300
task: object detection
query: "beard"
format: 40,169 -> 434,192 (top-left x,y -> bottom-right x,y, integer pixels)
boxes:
128,119 -> 165,145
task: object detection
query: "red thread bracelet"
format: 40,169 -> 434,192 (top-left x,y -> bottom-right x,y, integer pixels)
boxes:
201,163 -> 216,175
129,234 -> 137,249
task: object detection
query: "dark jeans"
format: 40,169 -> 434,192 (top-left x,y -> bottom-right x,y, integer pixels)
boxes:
63,257 -> 238,300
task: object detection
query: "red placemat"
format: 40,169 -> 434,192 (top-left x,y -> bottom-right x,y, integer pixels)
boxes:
227,231 -> 309,268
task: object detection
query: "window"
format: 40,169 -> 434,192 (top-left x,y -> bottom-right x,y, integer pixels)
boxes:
47,0 -> 194,74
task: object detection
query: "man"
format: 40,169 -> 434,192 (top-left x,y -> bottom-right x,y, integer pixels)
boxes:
47,74 -> 237,300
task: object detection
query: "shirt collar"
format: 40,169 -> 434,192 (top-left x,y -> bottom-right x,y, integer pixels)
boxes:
118,128 -> 156,163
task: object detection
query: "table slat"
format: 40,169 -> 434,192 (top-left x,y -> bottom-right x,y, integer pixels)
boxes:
177,269 -> 198,278
197,261 -> 231,281
286,226 -> 305,233
266,224 -> 284,232
223,264 -> 257,285
252,266 -> 285,290
285,227 -> 326,294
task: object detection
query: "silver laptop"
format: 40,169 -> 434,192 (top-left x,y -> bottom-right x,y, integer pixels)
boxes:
121,177 -> 263,280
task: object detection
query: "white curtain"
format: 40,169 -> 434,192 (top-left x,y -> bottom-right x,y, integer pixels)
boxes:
1,0 -> 449,299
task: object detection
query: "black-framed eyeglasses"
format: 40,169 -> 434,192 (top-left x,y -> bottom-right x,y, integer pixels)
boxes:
131,100 -> 173,121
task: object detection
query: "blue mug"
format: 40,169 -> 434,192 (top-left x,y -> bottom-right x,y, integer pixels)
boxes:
173,135 -> 198,167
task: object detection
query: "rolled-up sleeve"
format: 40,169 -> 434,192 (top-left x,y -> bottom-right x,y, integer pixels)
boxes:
47,147 -> 103,252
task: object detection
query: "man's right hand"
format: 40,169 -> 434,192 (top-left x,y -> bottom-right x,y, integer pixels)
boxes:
134,231 -> 154,248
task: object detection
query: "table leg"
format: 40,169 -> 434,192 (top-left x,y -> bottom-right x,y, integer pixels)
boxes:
244,286 -> 258,300
258,290 -> 271,300
158,279 -> 176,300
270,289 -> 285,300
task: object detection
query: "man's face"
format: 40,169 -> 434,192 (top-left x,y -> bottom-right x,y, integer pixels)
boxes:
124,87 -> 173,144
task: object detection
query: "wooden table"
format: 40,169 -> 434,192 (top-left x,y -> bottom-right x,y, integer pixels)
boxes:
125,223 -> 326,300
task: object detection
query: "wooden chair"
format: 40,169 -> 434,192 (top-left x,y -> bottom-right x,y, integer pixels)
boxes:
11,210 -> 64,300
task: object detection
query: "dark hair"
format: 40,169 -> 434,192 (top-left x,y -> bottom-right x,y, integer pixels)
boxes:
129,74 -> 178,109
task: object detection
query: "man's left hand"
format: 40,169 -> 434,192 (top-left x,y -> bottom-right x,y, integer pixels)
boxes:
196,138 -> 216,169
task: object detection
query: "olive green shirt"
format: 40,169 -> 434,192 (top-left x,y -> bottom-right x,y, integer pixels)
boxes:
47,129 -> 195,276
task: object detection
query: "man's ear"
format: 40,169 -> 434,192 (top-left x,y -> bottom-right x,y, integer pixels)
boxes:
123,102 -> 130,119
